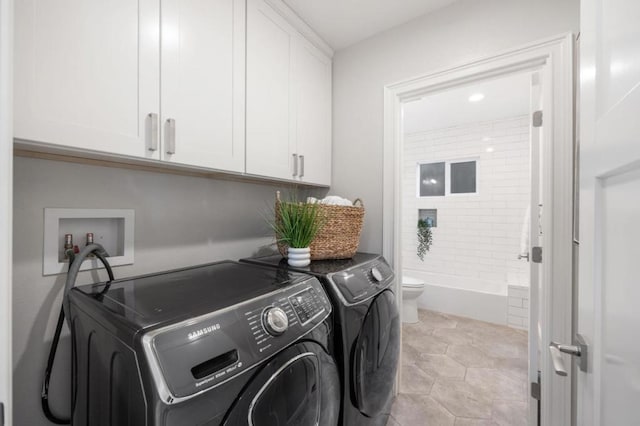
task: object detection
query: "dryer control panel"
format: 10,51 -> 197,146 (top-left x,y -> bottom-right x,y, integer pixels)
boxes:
142,274 -> 332,403
326,258 -> 395,305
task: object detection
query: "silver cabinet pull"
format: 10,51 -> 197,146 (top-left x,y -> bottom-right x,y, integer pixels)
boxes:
292,153 -> 298,177
299,155 -> 304,178
549,334 -> 588,376
518,252 -> 529,261
165,118 -> 176,155
147,113 -> 158,151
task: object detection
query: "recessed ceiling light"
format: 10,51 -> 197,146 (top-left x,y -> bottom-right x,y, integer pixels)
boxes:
468,93 -> 485,103
486,147 -> 495,153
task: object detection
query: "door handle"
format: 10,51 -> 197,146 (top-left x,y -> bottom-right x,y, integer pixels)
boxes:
147,113 -> 158,152
299,155 -> 304,178
518,252 -> 529,261
549,334 -> 588,376
292,153 -> 298,177
165,118 -> 176,155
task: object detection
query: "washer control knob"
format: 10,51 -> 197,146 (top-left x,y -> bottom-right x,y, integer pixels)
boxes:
371,266 -> 383,282
263,307 -> 289,336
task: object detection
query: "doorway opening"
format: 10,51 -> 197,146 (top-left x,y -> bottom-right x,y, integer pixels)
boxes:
392,71 -> 536,425
382,34 -> 575,426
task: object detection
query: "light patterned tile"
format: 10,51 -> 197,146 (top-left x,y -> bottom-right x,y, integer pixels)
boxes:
418,310 -> 458,328
401,363 -> 436,394
491,357 -> 528,382
402,342 -> 423,366
432,327 -> 474,346
491,400 -> 528,426
465,368 -> 527,402
390,394 -> 455,426
406,334 -> 449,355
471,340 -> 527,360
397,310 -> 530,425
416,354 -> 466,379
446,344 -> 496,368
431,378 -> 493,419
455,418 -> 498,426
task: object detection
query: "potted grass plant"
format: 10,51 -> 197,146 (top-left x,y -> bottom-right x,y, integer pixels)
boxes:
268,192 -> 325,267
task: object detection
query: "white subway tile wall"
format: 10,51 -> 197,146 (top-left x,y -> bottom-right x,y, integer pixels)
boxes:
402,116 -> 530,297
508,285 -> 530,329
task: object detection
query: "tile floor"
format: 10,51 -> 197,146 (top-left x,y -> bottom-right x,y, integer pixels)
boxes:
388,309 -> 529,426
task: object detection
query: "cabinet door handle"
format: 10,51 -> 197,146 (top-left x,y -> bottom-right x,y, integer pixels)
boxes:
292,153 -> 298,177
299,155 -> 304,178
147,113 -> 158,151
165,118 -> 176,155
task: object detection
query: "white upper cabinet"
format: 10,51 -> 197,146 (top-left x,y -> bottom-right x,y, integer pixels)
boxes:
14,0 -> 161,159
292,39 -> 332,186
161,0 -> 245,171
15,0 -> 245,172
15,0 -> 331,184
245,0 -> 295,181
246,0 -> 333,186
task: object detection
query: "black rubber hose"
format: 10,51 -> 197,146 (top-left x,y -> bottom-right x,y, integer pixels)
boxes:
41,244 -> 114,424
41,306 -> 69,424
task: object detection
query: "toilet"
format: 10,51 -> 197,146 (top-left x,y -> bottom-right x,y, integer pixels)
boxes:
402,276 -> 425,323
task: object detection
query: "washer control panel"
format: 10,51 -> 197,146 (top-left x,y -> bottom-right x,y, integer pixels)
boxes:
289,286 -> 326,325
147,274 -> 331,400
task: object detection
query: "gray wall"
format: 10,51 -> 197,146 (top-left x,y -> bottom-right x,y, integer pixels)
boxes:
331,0 -> 580,253
12,156 -> 325,425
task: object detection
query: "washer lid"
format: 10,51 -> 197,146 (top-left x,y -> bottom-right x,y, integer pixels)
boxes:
74,261 -> 303,329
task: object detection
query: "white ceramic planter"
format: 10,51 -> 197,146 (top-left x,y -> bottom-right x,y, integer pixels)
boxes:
287,247 -> 311,267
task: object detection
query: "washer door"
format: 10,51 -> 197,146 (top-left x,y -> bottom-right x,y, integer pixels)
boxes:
353,290 -> 400,417
223,341 -> 340,426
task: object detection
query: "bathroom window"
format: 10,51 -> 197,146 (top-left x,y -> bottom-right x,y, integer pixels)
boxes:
417,159 -> 478,197
418,162 -> 445,196
450,161 -> 477,194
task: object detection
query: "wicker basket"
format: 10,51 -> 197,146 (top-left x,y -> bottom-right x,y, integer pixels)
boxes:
276,194 -> 365,260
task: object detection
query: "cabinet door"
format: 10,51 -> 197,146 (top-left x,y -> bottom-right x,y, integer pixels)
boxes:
161,0 -> 245,171
246,0 -> 296,180
14,0 -> 160,159
292,39 -> 332,186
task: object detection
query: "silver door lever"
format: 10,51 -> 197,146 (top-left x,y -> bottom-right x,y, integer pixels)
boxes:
549,334 -> 588,376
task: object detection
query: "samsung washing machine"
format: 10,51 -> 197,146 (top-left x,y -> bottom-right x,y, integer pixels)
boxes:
241,253 -> 400,426
68,261 -> 340,425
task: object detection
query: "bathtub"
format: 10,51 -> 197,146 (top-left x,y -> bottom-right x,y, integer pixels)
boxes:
403,270 -> 527,326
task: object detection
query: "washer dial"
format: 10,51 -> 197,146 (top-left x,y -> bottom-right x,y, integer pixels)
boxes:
263,307 -> 289,336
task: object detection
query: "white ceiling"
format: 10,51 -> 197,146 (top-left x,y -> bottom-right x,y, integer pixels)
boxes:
282,0 -> 458,50
402,72 -> 532,134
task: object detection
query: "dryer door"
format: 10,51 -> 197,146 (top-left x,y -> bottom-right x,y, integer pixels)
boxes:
223,341 -> 340,426
353,290 -> 400,417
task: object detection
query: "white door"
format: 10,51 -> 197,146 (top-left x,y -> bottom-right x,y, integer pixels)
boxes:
577,0 -> 640,424
292,38 -> 332,186
528,71 -> 543,426
14,0 -> 160,159
161,0 -> 245,171
0,0 -> 12,421
245,0 -> 296,181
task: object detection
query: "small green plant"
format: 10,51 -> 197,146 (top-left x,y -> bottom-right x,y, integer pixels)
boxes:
268,198 -> 325,248
417,219 -> 433,261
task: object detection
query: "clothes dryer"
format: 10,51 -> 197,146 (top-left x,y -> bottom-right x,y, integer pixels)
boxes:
241,253 -> 400,426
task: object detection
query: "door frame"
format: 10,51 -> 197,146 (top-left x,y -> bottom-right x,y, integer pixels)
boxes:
382,33 -> 574,425
0,0 -> 13,424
